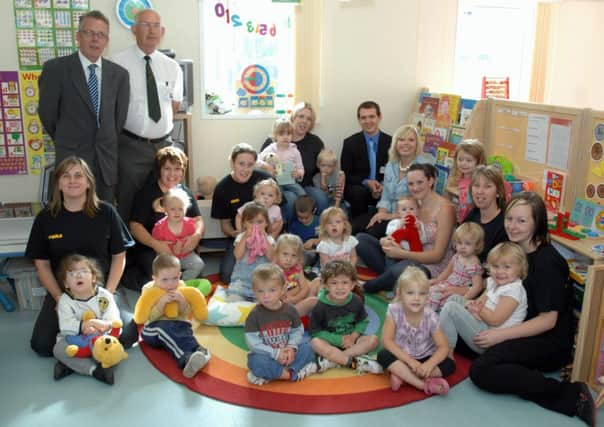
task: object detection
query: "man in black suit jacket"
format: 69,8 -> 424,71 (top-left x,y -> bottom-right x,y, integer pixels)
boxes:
38,10 -> 129,203
341,101 -> 391,224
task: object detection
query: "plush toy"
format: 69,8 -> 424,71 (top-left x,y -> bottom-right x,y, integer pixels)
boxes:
263,152 -> 283,176
64,311 -> 126,369
92,335 -> 129,368
133,281 -> 208,324
390,215 -> 423,252
197,175 -> 217,200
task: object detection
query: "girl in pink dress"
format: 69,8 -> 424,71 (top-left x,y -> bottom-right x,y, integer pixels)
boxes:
427,222 -> 485,311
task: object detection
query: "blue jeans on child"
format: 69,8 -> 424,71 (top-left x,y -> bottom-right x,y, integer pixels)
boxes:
248,341 -> 314,380
281,183 -> 306,224
141,320 -> 201,368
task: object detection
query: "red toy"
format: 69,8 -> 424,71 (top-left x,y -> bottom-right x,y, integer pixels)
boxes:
390,215 -> 423,252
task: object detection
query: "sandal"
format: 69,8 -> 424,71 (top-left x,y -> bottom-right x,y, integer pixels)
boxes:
423,377 -> 450,396
390,373 -> 404,391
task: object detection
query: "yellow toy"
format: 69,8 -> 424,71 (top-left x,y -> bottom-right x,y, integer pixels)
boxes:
92,335 -> 129,368
64,311 -> 127,369
133,281 -> 208,324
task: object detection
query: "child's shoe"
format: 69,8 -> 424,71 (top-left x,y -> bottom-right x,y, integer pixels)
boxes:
53,361 -> 74,381
92,365 -> 114,385
294,362 -> 318,381
354,355 -> 383,374
247,371 -> 268,386
317,356 -> 339,373
183,348 -> 211,378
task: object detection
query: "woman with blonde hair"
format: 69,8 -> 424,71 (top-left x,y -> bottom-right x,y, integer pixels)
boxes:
354,124 -> 432,237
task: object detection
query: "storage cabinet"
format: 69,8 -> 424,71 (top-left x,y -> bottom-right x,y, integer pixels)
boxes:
552,235 -> 604,388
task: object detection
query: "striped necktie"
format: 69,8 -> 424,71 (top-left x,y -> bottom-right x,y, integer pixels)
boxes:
87,64 -> 99,127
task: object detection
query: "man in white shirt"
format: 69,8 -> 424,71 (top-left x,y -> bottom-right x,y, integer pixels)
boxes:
113,8 -> 184,222
38,10 -> 130,203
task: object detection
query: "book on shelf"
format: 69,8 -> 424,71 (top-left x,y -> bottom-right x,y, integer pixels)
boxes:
435,164 -> 450,195
459,98 -> 477,127
449,125 -> 465,144
423,134 -> 442,159
419,96 -> 439,120
544,170 -> 566,213
437,94 -> 461,126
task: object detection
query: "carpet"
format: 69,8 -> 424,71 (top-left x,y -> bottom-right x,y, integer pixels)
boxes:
140,271 -> 472,414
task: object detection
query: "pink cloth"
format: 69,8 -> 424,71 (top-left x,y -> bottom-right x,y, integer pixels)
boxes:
246,224 -> 268,264
151,216 -> 197,259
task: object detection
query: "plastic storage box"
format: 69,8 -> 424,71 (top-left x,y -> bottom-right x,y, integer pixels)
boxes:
4,257 -> 46,310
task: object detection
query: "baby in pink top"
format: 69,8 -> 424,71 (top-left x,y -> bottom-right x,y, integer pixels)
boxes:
152,188 -> 204,280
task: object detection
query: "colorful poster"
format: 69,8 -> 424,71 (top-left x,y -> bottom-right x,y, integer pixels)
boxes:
19,70 -> 52,174
0,71 -> 27,175
13,0 -> 89,70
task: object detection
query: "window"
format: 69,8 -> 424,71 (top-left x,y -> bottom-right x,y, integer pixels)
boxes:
200,0 -> 296,117
453,0 -> 537,101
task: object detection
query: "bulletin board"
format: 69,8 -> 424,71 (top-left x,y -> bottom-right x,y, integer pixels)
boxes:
483,99 -> 584,212
583,110 -> 604,202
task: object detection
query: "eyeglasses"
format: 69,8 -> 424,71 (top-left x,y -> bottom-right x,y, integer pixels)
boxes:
79,29 -> 108,40
67,269 -> 92,278
137,22 -> 162,29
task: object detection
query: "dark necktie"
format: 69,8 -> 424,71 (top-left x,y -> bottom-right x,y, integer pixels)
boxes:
144,55 -> 161,122
87,64 -> 99,127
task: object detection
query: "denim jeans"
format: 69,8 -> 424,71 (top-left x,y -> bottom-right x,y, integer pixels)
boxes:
281,183 -> 306,224
357,232 -> 430,293
304,185 -> 330,215
247,341 -> 314,380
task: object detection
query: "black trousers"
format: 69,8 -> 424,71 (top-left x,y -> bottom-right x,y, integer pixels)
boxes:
469,334 -> 577,416
344,184 -> 377,220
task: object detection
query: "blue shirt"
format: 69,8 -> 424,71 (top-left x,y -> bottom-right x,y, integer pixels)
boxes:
363,131 -> 380,186
288,215 -> 319,243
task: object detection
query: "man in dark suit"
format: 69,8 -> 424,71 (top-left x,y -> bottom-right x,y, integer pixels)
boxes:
38,10 -> 129,203
341,101 -> 391,228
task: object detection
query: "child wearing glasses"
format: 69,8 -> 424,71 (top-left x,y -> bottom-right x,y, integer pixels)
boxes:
52,254 -> 121,385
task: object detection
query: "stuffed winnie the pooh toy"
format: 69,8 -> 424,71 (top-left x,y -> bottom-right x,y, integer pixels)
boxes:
64,310 -> 127,368
133,281 -> 208,324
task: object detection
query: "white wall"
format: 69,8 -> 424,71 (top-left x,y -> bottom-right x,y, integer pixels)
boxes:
546,1 -> 604,110
1,0 -> 432,202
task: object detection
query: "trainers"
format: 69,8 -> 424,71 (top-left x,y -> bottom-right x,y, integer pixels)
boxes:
576,382 -> 596,427
247,371 -> 268,386
183,348 -> 211,378
317,356 -> 339,373
53,361 -> 74,381
295,362 -> 318,381
92,365 -> 114,385
355,355 -> 383,374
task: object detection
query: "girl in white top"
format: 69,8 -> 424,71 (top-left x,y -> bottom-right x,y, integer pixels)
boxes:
316,207 -> 358,268
236,178 -> 283,239
439,242 -> 528,356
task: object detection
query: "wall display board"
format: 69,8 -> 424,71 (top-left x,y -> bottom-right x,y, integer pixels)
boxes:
0,72 -> 27,175
484,99 -> 583,212
13,0 -> 89,70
